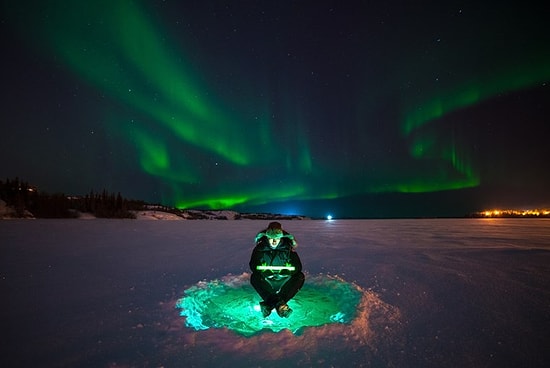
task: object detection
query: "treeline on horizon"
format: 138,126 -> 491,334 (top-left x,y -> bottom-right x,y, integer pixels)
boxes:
0,177 -> 146,218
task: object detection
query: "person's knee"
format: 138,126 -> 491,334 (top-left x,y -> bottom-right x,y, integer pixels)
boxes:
250,272 -> 262,286
286,272 -> 304,289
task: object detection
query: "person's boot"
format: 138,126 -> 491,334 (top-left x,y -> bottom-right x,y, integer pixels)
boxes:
259,301 -> 272,317
276,302 -> 292,318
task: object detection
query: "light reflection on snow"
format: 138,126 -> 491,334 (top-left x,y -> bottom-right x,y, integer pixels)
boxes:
175,273 -> 363,336
163,278 -> 402,363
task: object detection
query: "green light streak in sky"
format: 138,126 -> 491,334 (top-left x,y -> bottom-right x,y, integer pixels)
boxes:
402,63 -> 550,136
399,59 -> 550,194
8,1 -> 548,209
134,130 -> 169,173
130,128 -> 199,183
404,129 -> 479,191
8,0 -> 320,208
21,0 -> 265,169
173,181 -> 309,209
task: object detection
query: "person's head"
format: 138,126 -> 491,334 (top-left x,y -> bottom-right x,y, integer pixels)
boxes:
266,222 -> 283,247
267,222 -> 282,231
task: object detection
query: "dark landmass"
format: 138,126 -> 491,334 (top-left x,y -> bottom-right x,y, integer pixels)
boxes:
0,177 -> 309,220
3,177 -> 548,220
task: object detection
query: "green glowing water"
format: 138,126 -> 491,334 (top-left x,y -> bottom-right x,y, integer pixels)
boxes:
176,273 -> 363,337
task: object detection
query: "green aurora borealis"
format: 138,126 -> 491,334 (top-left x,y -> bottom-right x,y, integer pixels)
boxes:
3,1 -> 549,217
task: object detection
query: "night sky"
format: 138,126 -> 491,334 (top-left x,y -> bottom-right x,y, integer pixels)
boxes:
2,1 -> 549,218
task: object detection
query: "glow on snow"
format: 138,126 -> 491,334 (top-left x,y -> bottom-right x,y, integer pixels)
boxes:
176,273 -> 363,337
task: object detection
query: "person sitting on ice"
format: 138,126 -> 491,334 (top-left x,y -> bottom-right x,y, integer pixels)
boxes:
249,222 -> 305,318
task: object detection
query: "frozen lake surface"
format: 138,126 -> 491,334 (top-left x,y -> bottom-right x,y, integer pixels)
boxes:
1,218 -> 550,367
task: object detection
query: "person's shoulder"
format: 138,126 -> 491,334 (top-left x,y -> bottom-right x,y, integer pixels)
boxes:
255,238 -> 270,249
279,237 -> 294,248
254,231 -> 267,243
281,232 -> 297,246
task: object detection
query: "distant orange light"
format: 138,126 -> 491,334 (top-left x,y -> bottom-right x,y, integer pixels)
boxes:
476,208 -> 549,217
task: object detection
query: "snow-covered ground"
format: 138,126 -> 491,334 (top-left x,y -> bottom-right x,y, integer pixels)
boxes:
0,199 -> 33,218
0,202 -> 303,221
133,210 -> 185,220
0,199 -> 9,216
1,219 -> 549,367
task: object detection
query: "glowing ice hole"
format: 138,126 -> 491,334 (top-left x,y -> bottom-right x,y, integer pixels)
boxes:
176,273 -> 363,337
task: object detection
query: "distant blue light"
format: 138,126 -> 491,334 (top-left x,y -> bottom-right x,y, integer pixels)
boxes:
326,214 -> 333,220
